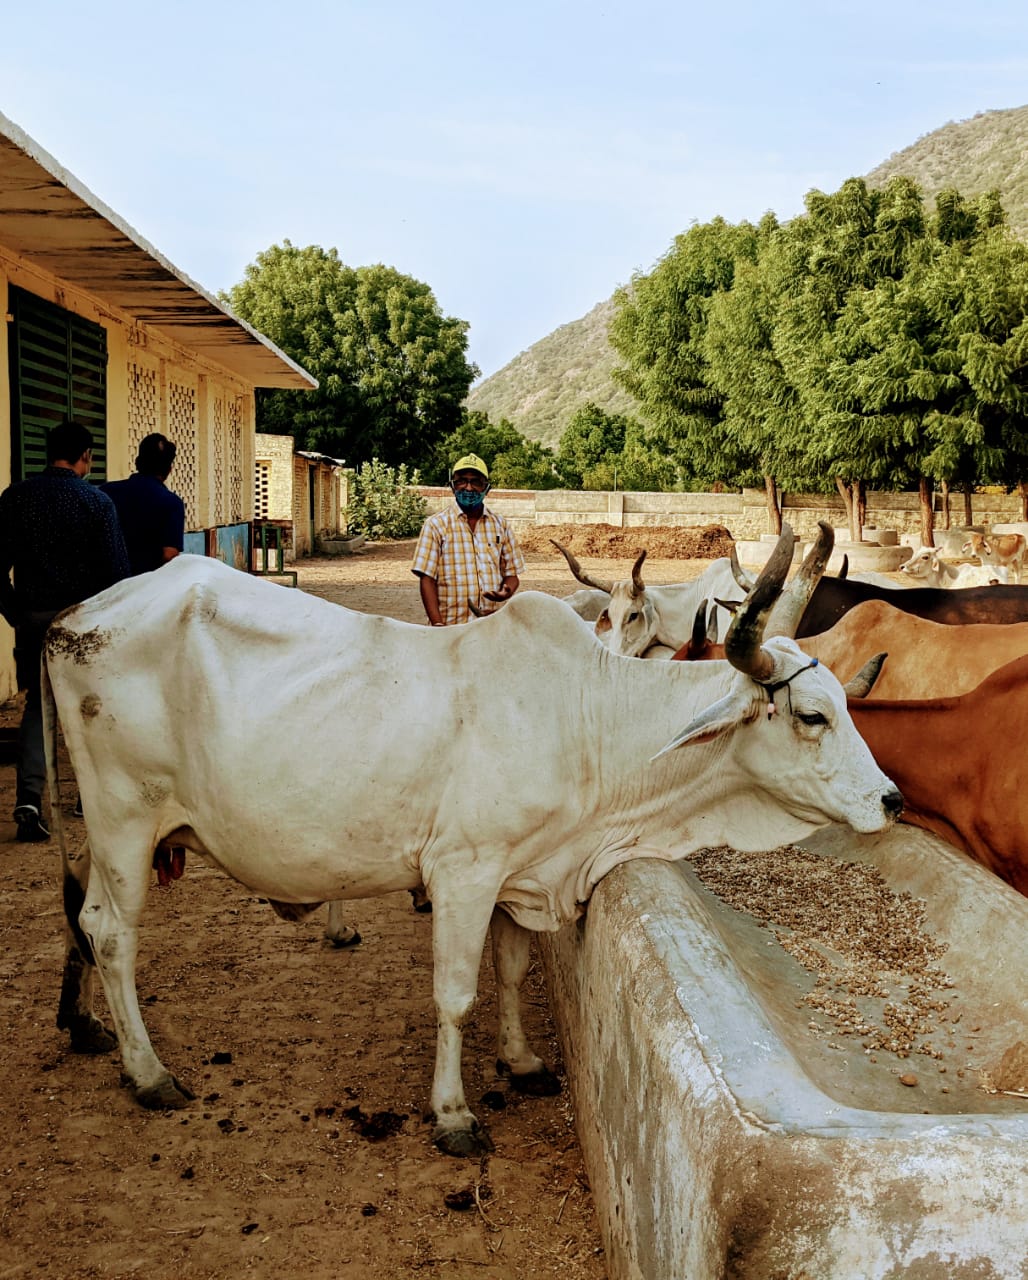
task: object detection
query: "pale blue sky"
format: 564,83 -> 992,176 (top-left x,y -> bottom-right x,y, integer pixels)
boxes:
2,1 -> 1026,380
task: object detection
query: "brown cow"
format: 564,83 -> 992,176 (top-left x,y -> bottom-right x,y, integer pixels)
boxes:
673,617 -> 1028,896
845,660 -> 1028,896
796,599 -> 1028,699
962,531 -> 1027,584
686,596 -> 1028,700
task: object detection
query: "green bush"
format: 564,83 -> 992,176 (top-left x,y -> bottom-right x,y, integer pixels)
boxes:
347,459 -> 427,539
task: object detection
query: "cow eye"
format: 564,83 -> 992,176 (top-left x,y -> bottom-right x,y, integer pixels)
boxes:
796,711 -> 828,727
628,612 -> 639,622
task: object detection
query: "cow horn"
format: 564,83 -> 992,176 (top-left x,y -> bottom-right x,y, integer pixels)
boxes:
705,601 -> 720,645
723,525 -> 797,680
838,554 -> 849,580
468,598 -> 485,618
729,543 -> 755,591
844,652 -> 888,698
765,521 -> 835,639
690,599 -> 709,651
550,540 -> 612,594
630,550 -> 647,597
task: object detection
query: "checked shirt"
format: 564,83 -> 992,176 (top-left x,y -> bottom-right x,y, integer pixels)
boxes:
411,505 -> 524,625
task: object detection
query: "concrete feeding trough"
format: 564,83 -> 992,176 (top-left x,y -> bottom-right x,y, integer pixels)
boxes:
541,825 -> 1027,1279
822,541 -> 912,574
314,532 -> 367,556
734,537 -> 805,569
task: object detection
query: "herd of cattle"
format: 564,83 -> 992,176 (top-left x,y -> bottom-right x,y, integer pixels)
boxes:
36,520 -> 1023,1157
554,526 -> 1028,896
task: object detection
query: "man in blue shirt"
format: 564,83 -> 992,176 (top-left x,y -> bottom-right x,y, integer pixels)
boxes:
101,433 -> 186,575
0,420 -> 130,841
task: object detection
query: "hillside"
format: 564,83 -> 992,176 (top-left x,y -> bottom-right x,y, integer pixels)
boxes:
469,104 -> 1028,449
466,297 -> 634,451
865,104 -> 1028,239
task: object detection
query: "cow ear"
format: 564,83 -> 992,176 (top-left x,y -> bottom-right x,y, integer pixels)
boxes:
651,690 -> 757,760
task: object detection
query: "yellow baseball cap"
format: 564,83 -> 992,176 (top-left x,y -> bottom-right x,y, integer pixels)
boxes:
451,453 -> 489,479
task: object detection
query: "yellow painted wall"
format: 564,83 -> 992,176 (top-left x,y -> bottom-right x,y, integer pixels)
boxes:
0,242 -> 260,703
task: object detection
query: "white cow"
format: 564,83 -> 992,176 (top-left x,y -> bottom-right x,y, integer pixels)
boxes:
901,546 -> 1008,587
44,528 -> 900,1158
552,541 -> 746,656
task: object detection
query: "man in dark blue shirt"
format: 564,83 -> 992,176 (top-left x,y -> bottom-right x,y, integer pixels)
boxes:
101,433 -> 186,575
0,420 -> 130,841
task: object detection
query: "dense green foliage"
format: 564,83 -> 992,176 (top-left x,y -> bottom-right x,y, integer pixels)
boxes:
554,403 -> 675,491
426,411 -> 561,489
608,176 -> 1028,528
470,106 -> 1028,454
346,459 -> 428,539
224,242 -> 477,468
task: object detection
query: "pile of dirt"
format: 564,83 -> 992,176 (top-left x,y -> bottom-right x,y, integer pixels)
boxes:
518,523 -> 735,560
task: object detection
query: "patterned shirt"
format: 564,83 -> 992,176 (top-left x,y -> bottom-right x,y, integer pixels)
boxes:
0,466 -> 130,622
411,504 -> 525,625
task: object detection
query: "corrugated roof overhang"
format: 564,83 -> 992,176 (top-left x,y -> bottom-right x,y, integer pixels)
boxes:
0,112 -> 316,391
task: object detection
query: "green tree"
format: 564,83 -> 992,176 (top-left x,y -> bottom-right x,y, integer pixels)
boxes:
555,403 -> 628,487
777,182 -> 1015,541
555,403 -> 674,491
609,217 -> 761,488
224,242 -> 477,468
427,411 -> 560,489
347,458 -> 427,539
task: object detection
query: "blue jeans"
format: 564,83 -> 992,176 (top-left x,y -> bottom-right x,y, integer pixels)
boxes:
14,610 -> 57,807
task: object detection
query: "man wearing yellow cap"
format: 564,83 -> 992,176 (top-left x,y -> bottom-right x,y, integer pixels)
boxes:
411,453 -> 524,625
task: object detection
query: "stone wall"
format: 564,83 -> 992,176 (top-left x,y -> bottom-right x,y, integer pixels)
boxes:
414,486 -> 1026,541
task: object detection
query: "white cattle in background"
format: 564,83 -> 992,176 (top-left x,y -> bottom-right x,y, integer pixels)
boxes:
901,546 -> 1008,587
552,541 -> 746,656
43,525 -> 900,1158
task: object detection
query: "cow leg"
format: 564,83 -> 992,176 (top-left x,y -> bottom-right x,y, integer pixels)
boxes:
56,849 -> 117,1054
490,907 -> 561,1097
323,901 -> 362,948
77,830 -> 194,1110
427,884 -> 497,1158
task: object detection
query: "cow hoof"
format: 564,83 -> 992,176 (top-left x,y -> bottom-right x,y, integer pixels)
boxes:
433,1123 -> 495,1158
135,1073 -> 196,1110
325,926 -> 362,949
498,1061 -> 562,1096
68,1016 -> 118,1055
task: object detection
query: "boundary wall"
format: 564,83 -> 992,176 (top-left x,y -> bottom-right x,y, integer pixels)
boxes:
415,487 -> 1027,540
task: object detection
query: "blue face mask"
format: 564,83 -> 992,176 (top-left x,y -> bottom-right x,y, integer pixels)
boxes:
454,488 -> 486,512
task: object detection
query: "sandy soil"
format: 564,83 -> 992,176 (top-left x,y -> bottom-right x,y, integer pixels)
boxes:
0,534 -> 724,1280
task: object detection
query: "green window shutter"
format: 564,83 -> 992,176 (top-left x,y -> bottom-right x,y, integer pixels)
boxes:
7,286 -> 108,481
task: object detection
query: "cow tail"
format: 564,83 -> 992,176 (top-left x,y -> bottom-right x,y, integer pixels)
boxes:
41,651 -> 95,965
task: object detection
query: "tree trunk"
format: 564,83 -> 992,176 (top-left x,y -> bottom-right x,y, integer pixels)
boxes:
835,477 -> 854,540
918,477 -> 935,547
962,482 -> 974,528
1020,481 -> 1028,522
764,475 -> 782,535
940,480 -> 951,530
856,480 -> 867,541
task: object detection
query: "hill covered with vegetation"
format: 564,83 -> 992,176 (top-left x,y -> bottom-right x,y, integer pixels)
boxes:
468,104 -> 1028,447
465,297 -> 635,451
865,104 -> 1028,239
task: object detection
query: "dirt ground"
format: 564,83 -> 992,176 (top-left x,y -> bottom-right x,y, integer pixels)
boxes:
0,533 -> 726,1280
